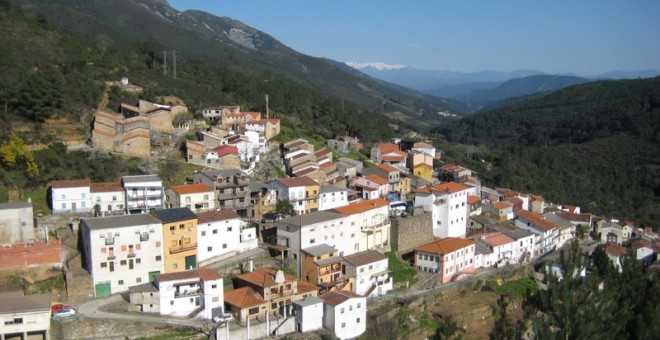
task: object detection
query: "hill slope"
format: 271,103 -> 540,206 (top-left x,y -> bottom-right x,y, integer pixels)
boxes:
433,77 -> 660,224
12,0 -> 469,126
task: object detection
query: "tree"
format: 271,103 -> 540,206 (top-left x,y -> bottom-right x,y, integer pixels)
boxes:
489,296 -> 521,340
275,199 -> 295,217
10,69 -> 62,122
0,133 -> 39,178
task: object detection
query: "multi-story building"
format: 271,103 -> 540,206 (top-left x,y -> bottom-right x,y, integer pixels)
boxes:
0,291 -> 52,340
342,250 -> 392,297
248,180 -> 277,223
300,244 -> 349,294
165,183 -> 215,213
122,175 -> 164,214
50,178 -> 92,214
150,208 -> 198,273
319,290 -> 367,340
268,177 -> 321,215
319,185 -> 349,211
90,182 -> 125,216
514,210 -> 560,255
292,296 -> 324,333
80,214 -> 164,297
362,163 -> 402,199
414,182 -> 474,238
471,232 -> 516,268
245,118 -> 281,140
196,210 -> 257,266
157,268 -> 223,319
487,224 -> 537,263
414,237 -> 476,284
193,169 -> 251,217
333,198 -> 391,255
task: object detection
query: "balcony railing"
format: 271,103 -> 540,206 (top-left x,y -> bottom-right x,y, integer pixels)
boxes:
175,287 -> 202,298
271,289 -> 294,299
360,220 -> 391,233
105,238 -> 114,246
169,242 -> 198,254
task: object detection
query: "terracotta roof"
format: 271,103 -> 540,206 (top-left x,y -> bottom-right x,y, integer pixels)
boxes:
333,198 -> 389,215
467,195 -> 482,204
210,145 -> 239,157
515,210 -> 559,231
237,268 -> 296,288
245,112 -> 261,119
223,287 -> 266,309
90,181 -> 122,193
375,163 -> 398,173
555,211 -> 591,223
482,233 -> 515,247
604,244 -> 627,257
440,164 -> 466,172
413,141 -> 433,148
51,178 -> 91,189
248,118 -> 280,125
342,250 -> 387,267
375,142 -> 400,154
319,162 -> 335,170
364,174 -> 388,185
415,182 -> 470,195
382,153 -> 407,162
508,197 -> 524,206
502,190 -> 519,199
296,280 -> 320,294
493,201 -> 513,210
156,268 -> 221,282
414,237 -> 474,255
197,209 -> 240,223
320,290 -> 363,307
274,177 -> 320,188
170,183 -> 213,195
293,167 -> 319,177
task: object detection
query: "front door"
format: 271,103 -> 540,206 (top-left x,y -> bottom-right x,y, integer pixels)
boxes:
72,202 -> 77,212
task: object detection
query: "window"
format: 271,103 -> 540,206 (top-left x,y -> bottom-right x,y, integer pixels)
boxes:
204,195 -> 209,200
349,305 -> 353,311
156,241 -> 161,247
222,244 -> 227,249
120,260 -> 127,265
171,300 -> 175,305
340,308 -> 345,314
341,322 -> 346,328
170,226 -> 175,231
100,262 -> 107,268
118,280 -> 124,285
136,258 -> 141,264
357,302 -> 362,308
112,195 -> 117,201
212,297 -> 219,302
207,246 -> 212,251
156,255 -> 162,261
96,196 -> 101,203
211,284 -> 217,288
136,277 -> 142,283
61,203 -> 66,209
357,317 -> 361,323
213,229 -> 218,234
227,227 -> 233,232
172,263 -> 178,270
309,238 -> 316,245
4,317 -> 23,325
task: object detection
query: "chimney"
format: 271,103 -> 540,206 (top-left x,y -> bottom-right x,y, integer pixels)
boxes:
275,270 -> 285,284
247,258 -> 254,273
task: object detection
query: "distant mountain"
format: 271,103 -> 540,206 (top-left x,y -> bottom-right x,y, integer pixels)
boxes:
454,75 -> 595,112
12,0 -> 469,129
596,69 -> 660,79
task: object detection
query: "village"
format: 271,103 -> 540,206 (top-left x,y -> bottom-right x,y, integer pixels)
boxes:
1,89 -> 658,340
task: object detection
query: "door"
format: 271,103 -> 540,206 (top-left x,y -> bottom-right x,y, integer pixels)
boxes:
129,259 -> 134,270
185,255 -> 197,270
95,281 -> 111,297
72,202 -> 77,212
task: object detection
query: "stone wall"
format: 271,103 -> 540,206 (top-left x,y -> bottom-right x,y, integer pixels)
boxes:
216,315 -> 295,340
391,209 -> 434,255
54,318 -> 193,339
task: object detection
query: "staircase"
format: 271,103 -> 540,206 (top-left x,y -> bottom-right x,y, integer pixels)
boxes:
187,305 -> 205,318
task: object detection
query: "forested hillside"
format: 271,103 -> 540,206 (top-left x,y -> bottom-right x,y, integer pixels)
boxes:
433,78 -> 660,225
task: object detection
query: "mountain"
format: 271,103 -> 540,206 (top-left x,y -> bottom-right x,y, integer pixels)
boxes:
11,0 -> 469,127
433,77 -> 660,225
452,74 -> 594,111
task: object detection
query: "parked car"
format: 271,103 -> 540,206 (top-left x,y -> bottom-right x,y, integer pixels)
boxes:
53,308 -> 76,318
213,313 -> 234,324
51,303 -> 72,315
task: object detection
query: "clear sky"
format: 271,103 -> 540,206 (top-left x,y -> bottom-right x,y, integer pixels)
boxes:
168,0 -> 660,75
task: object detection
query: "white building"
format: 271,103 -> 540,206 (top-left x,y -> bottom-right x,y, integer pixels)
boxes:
471,232 -> 516,268
487,224 -> 537,263
319,185 -> 349,211
342,250 -> 392,297
292,296 -> 324,333
333,198 -> 391,255
154,268 -> 224,319
122,175 -> 165,214
196,210 -> 258,266
50,178 -> 92,214
320,290 -> 367,340
544,212 -> 576,249
268,177 -> 320,215
80,214 -> 165,297
90,182 -> 125,216
515,210 -> 560,255
0,201 -> 36,244
414,237 -> 475,284
414,182 -> 474,238
0,291 -> 51,340
165,183 -> 216,212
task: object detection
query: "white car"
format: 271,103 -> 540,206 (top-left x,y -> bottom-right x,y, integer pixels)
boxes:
53,308 -> 76,318
213,313 -> 234,324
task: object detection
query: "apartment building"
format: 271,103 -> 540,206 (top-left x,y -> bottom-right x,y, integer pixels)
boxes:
414,237 -> 476,284
193,169 -> 251,217
342,250 -> 392,297
414,182 -> 474,238
90,182 -> 125,215
196,210 -> 257,266
165,183 -> 216,212
122,175 -> 164,214
50,178 -> 92,214
150,208 -> 198,273
268,177 -> 321,215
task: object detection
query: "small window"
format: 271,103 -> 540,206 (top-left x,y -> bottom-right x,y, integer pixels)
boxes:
222,244 -> 227,249
118,280 -> 124,285
211,284 -> 217,288
340,308 -> 345,314
207,246 -> 212,251
173,263 -> 178,269
156,255 -> 162,261
136,277 -> 142,283
100,262 -> 107,268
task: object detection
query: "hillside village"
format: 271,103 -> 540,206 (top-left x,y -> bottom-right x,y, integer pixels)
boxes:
1,87 -> 659,340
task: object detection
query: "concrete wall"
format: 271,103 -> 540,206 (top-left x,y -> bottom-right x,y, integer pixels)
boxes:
54,319 -> 192,340
391,209 -> 434,255
216,316 -> 295,340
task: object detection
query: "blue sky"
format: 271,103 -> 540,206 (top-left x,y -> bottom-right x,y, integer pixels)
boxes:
168,0 -> 660,75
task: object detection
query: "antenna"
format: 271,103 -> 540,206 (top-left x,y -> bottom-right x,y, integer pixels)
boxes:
172,50 -> 177,80
163,50 -> 167,76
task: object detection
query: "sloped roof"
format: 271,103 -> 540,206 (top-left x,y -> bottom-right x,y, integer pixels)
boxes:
273,177 -> 319,188
150,207 -> 197,223
364,174 -> 388,185
515,210 -> 559,231
415,237 -> 474,255
51,178 -> 91,189
170,183 -> 213,195
90,181 -> 123,193
482,233 -> 515,247
320,290 -> 363,307
156,268 -> 221,282
467,195 -> 482,204
197,209 -> 240,223
333,198 -> 389,215
82,214 -> 161,230
223,287 -> 266,309
415,182 -> 470,195
342,250 -> 387,267
302,244 -> 336,257
0,291 -> 51,314
237,268 -> 296,288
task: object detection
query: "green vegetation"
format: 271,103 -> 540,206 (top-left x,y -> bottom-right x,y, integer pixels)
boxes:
487,277 -> 538,300
386,252 -> 417,286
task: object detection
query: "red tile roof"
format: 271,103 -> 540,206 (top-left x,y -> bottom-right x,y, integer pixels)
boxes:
296,280 -> 320,294
467,195 -> 482,204
375,142 -> 400,154
414,237 -> 474,255
415,182 -> 470,195
342,250 -> 387,267
320,290 -> 363,307
276,177 -> 320,188
515,210 -> 559,231
604,244 -> 627,257
51,179 -> 91,189
248,118 -> 280,125
333,198 -> 389,215
90,182 -> 122,193
376,163 -> 398,173
156,268 -> 221,282
170,183 -> 213,195
223,287 -> 266,308
482,233 -> 515,247
197,209 -> 240,223
237,268 -> 297,288
210,145 -> 239,157
494,201 -> 513,210
364,174 -> 388,186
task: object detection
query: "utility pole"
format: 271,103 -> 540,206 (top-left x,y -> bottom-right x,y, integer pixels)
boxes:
163,50 -> 167,76
265,94 -> 269,119
172,50 -> 177,80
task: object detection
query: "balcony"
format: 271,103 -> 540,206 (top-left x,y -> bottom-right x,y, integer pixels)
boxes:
105,238 -> 115,246
169,242 -> 198,254
270,289 -> 294,299
107,255 -> 116,260
174,283 -> 202,297
127,253 -> 136,258
360,220 -> 391,233
140,233 -> 149,241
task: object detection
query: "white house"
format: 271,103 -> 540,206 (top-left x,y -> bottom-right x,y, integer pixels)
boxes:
154,268 -> 224,319
223,131 -> 261,173
90,182 -> 125,216
320,290 -> 367,340
292,296 -> 324,333
333,198 -> 391,255
165,183 -> 215,212
319,185 -> 349,211
268,177 -> 320,215
544,212 -> 576,249
196,210 -> 257,266
471,232 -> 516,268
487,224 -> 537,263
122,175 -> 165,214
600,219 -> 633,245
414,182 -> 474,238
515,210 -> 560,255
414,237 -> 475,284
342,250 -> 392,297
50,178 -> 92,214
80,214 -> 165,297
0,291 -> 51,340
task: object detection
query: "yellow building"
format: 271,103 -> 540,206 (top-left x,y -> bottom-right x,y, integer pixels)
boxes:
412,163 -> 434,181
300,244 -> 351,294
151,208 -> 198,273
